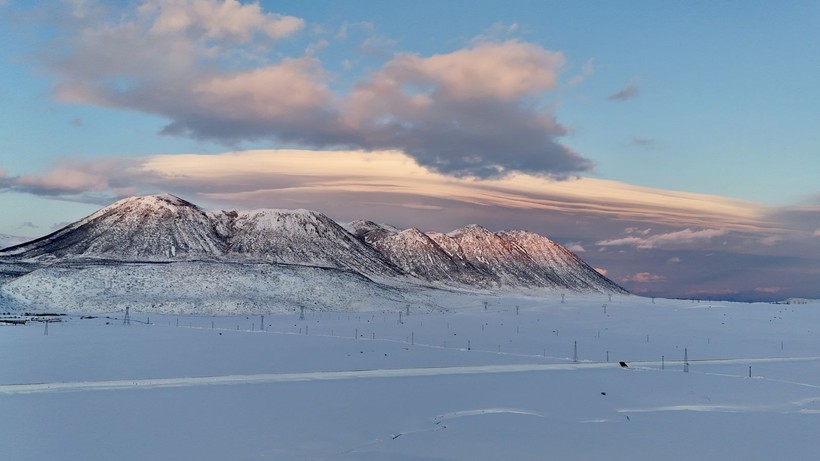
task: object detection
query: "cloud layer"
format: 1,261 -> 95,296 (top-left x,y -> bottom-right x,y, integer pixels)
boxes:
39,0 -> 592,179
2,148 -> 819,301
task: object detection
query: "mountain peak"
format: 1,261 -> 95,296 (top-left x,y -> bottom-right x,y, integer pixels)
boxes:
447,224 -> 493,237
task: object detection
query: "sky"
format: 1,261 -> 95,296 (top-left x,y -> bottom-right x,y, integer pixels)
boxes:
0,0 -> 819,301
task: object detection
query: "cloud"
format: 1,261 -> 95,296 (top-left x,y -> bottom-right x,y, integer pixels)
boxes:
608,79 -> 640,101
138,0 -> 304,43
666,256 -> 681,264
625,227 -> 652,236
754,287 -> 782,294
69,117 -> 84,127
0,157 -> 155,202
569,58 -> 594,86
36,1 -> 594,179
472,22 -> 521,44
597,228 -> 728,250
344,40 -> 593,177
629,137 -> 657,148
2,149 -> 775,234
18,221 -> 38,229
566,242 -> 586,253
814,230 -> 820,237
335,21 -> 374,40
621,272 -> 665,283
356,36 -> 397,57
594,267 -> 607,276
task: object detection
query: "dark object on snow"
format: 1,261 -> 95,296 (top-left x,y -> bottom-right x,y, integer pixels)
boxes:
601,392 -> 606,396
619,361 -> 629,368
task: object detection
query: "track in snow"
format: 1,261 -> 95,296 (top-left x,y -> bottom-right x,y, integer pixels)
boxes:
3,356 -> 820,395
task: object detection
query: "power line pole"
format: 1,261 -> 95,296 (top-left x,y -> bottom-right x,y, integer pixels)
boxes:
123,306 -> 130,326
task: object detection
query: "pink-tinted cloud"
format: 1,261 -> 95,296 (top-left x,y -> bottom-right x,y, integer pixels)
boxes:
754,287 -> 782,294
594,267 -> 608,276
38,1 -> 594,179
344,40 -> 591,177
376,41 -> 563,102
2,149 -> 774,234
141,0 -> 304,42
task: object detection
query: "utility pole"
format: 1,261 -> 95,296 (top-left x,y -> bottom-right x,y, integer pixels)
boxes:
684,348 -> 689,373
123,306 -> 130,326
573,341 -> 578,363
299,306 -> 305,321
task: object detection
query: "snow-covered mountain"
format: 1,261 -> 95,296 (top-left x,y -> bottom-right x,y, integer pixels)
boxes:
354,224 -> 487,286
0,194 -> 626,313
225,210 -> 403,280
0,194 -> 228,261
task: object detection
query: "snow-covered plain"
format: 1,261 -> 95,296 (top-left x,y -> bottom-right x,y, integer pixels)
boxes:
3,294 -> 820,460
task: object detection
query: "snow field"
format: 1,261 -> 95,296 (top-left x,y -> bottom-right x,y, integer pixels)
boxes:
3,294 -> 820,460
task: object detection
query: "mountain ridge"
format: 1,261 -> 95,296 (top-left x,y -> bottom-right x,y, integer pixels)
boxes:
0,194 -> 627,311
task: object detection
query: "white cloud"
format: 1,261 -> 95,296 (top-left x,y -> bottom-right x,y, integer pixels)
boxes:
621,272 -> 666,283
566,242 -> 586,253
597,228 -> 728,250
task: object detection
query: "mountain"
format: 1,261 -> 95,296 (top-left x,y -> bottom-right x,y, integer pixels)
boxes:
0,194 -> 627,313
223,209 -> 403,279
354,224 -> 487,286
0,194 -> 227,261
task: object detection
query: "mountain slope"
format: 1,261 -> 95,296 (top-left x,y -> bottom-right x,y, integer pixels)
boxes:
1,261 -> 415,314
430,225 -> 547,287
499,230 -> 628,293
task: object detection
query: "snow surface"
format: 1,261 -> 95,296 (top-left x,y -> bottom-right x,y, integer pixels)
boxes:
3,295 -> 820,460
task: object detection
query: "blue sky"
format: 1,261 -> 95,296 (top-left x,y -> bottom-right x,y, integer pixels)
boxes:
1,0 -> 819,300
